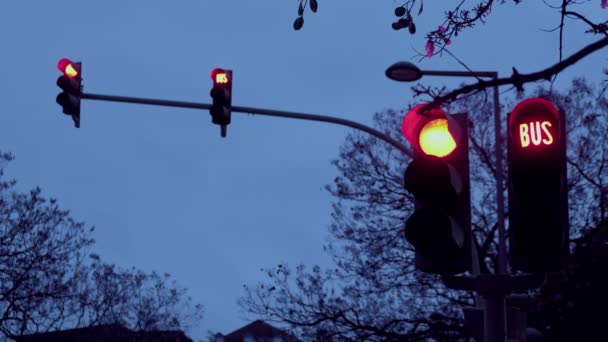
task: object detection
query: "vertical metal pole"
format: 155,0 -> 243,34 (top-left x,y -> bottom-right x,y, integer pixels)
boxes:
493,78 -> 507,275
492,77 -> 508,342
484,293 -> 507,342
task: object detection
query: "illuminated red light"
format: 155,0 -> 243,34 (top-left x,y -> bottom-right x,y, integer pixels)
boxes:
215,72 -> 229,84
518,120 -> 554,148
211,68 -> 230,85
402,104 -> 460,158
57,58 -> 79,78
509,98 -> 561,152
419,118 -> 457,157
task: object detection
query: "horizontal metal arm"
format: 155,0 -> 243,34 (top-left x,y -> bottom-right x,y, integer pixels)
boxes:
231,105 -> 411,157
421,70 -> 497,78
82,93 -> 212,110
81,92 -> 412,157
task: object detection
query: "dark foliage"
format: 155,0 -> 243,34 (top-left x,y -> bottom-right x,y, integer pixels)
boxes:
530,222 -> 608,341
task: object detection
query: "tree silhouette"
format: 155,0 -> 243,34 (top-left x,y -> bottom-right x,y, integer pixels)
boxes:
530,221 -> 608,341
0,151 -> 93,339
0,151 -> 203,341
75,255 -> 204,332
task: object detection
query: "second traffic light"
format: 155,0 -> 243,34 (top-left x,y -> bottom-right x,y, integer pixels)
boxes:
56,58 -> 82,128
402,105 -> 471,275
209,68 -> 232,138
508,97 -> 568,272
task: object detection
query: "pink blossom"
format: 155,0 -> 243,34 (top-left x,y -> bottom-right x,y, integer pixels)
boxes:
438,25 -> 447,32
425,41 -> 434,58
602,0 -> 608,9
444,39 -> 452,45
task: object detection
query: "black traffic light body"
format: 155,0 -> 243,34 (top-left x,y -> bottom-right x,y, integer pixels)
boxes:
56,59 -> 82,128
210,68 -> 232,138
508,97 -> 568,273
402,106 -> 471,275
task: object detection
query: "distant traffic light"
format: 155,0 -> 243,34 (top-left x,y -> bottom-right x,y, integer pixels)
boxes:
402,104 -> 471,274
56,58 -> 82,128
209,68 -> 232,137
508,98 -> 568,272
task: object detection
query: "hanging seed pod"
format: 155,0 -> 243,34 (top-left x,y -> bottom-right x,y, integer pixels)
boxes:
310,0 -> 318,13
293,16 -> 304,30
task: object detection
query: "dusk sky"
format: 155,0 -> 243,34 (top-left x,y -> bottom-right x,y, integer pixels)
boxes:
1,1 -> 606,340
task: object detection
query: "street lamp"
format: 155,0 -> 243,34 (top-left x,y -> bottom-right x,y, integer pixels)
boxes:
386,62 -> 424,82
386,61 -> 507,276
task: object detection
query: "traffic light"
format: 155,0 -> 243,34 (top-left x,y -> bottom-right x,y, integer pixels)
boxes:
508,97 -> 568,272
56,58 -> 82,128
402,104 -> 471,274
209,68 -> 232,137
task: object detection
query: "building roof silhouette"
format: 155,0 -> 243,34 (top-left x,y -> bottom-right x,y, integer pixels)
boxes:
219,320 -> 300,342
14,323 -> 193,342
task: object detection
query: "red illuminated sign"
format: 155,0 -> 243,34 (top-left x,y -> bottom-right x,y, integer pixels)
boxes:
518,120 -> 554,148
211,68 -> 230,85
215,72 -> 229,84
510,98 -> 560,153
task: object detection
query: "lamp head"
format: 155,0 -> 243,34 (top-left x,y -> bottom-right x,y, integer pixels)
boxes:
385,61 -> 422,82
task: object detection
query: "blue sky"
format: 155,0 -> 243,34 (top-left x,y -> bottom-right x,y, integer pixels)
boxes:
1,1 -> 605,340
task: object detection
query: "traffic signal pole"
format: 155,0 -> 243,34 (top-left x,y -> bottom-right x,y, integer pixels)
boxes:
444,274 -> 544,342
80,92 -> 412,157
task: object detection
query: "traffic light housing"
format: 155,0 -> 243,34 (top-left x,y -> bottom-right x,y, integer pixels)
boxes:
508,97 -> 568,272
56,58 -> 82,128
209,68 -> 232,137
402,105 -> 471,275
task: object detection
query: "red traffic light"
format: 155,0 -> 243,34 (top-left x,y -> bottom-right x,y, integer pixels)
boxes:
402,112 -> 471,275
211,68 -> 230,85
402,104 -> 461,158
57,58 -> 79,78
509,98 -> 560,153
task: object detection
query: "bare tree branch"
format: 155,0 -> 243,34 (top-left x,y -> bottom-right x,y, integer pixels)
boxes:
421,36 -> 608,111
